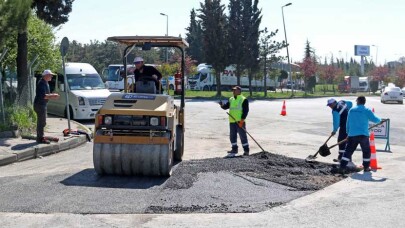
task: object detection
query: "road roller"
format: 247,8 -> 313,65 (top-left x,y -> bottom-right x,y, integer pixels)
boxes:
93,36 -> 187,176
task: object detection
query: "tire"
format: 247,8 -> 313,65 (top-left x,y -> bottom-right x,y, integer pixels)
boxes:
203,86 -> 209,91
64,106 -> 74,120
174,125 -> 184,161
93,133 -> 173,176
169,85 -> 174,90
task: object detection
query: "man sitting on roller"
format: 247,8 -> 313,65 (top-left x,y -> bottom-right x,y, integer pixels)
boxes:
133,56 -> 162,93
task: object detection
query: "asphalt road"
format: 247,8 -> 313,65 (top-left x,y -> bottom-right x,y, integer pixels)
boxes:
0,96 -> 404,227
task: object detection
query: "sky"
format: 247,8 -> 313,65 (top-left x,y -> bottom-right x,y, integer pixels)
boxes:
55,0 -> 405,66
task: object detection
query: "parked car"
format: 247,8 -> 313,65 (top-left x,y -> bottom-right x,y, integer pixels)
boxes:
380,87 -> 403,104
402,87 -> 405,97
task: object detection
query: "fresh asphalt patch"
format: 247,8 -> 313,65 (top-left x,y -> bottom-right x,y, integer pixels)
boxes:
0,152 -> 344,214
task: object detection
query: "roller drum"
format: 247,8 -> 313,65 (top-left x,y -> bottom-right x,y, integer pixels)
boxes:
93,142 -> 173,176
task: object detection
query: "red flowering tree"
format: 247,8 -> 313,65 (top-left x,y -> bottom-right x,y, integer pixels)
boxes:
298,57 -> 317,94
371,66 -> 389,82
396,67 -> 405,87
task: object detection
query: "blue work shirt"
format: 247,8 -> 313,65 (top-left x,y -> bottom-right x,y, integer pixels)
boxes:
331,100 -> 353,132
346,104 -> 381,137
34,79 -> 50,106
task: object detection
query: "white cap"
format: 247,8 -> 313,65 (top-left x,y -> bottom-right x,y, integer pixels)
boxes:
326,98 -> 336,106
133,57 -> 144,63
42,69 -> 56,76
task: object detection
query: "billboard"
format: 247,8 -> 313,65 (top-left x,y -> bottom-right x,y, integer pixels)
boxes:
354,45 -> 370,56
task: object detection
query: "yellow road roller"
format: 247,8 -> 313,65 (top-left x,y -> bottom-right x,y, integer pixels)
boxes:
93,36 -> 187,176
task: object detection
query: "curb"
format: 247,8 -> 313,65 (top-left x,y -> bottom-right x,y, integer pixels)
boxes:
0,135 -> 88,167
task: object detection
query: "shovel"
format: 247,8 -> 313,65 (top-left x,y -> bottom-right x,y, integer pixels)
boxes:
305,119 -> 388,163
305,133 -> 334,162
226,112 -> 266,152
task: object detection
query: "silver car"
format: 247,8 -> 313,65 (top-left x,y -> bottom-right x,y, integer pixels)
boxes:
381,87 -> 403,104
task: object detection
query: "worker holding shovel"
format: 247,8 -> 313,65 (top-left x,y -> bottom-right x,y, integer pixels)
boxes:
219,86 -> 249,157
326,98 -> 353,162
335,96 -> 382,174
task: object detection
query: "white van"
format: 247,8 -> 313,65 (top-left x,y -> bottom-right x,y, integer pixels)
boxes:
47,62 -> 111,119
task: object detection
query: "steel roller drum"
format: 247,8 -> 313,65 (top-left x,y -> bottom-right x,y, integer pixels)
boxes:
93,142 -> 173,176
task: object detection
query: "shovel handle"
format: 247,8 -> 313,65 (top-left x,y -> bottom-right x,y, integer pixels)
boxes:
328,119 -> 388,149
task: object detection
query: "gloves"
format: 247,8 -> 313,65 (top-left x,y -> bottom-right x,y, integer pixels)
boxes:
238,119 -> 245,128
331,131 -> 336,136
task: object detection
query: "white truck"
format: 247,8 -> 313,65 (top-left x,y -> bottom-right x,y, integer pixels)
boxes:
102,64 -> 135,91
188,64 -> 276,91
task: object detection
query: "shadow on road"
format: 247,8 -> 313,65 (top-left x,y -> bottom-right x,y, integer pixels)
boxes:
11,142 -> 37,150
60,168 -> 168,189
351,172 -> 387,182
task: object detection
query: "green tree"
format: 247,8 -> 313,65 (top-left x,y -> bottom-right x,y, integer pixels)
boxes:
259,27 -> 286,96
198,0 -> 229,97
15,0 -> 74,106
227,0 -> 243,86
242,0 -> 262,96
1,14 -> 61,79
185,8 -> 204,63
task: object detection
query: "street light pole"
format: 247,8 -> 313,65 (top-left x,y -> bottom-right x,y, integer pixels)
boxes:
160,13 -> 169,63
372,44 -> 378,66
281,3 -> 293,95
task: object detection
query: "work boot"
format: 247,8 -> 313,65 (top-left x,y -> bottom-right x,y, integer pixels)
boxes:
331,165 -> 347,175
36,137 -> 50,144
227,149 -> 238,154
363,167 -> 371,172
332,158 -> 341,163
226,152 -> 238,158
243,151 -> 249,156
347,166 -> 363,173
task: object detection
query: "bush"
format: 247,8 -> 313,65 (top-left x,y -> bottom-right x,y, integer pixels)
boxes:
6,105 -> 37,134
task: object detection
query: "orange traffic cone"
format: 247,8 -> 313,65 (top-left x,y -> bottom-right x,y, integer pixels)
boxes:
369,132 -> 381,170
280,100 -> 287,116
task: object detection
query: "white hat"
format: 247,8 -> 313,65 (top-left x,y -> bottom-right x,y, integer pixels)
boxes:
42,69 -> 56,76
133,57 -> 144,63
326,98 -> 336,106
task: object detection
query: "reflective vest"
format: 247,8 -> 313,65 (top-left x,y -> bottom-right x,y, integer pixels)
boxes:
229,95 -> 246,123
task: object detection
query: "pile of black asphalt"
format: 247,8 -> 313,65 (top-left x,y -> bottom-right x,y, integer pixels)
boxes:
0,151 -> 345,214
147,151 -> 344,213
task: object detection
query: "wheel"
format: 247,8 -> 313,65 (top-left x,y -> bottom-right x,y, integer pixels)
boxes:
203,86 -> 209,91
174,125 -> 184,161
169,84 -> 174,90
93,132 -> 173,176
64,106 -> 74,120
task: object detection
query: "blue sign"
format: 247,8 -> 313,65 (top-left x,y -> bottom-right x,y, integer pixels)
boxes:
121,94 -> 156,100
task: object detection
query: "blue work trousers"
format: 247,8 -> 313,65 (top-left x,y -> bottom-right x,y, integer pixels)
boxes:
340,135 -> 371,169
229,122 -> 249,152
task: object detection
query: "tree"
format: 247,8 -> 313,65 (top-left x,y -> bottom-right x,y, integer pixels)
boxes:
227,0 -> 245,86
1,14 -> 61,83
242,0 -> 262,96
395,67 -> 405,87
298,40 -> 316,94
371,66 -> 389,82
259,27 -> 286,96
15,0 -> 74,106
185,8 -> 204,63
198,0 -> 228,96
